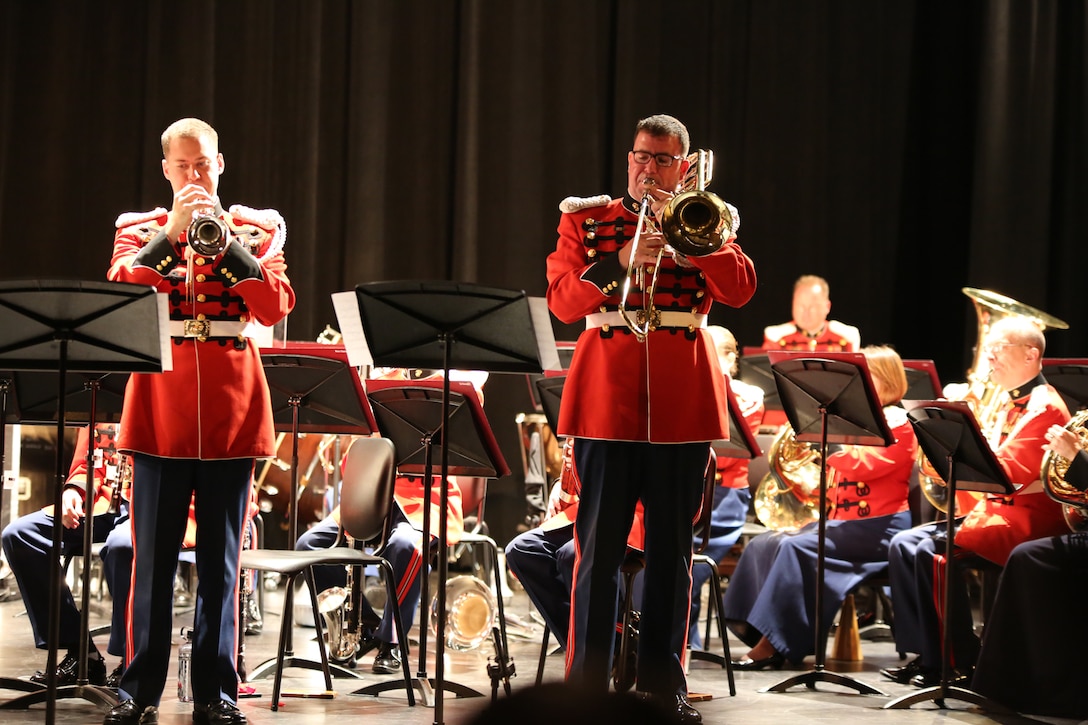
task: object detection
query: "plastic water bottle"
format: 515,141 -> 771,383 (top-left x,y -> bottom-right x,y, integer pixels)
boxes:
177,626 -> 193,702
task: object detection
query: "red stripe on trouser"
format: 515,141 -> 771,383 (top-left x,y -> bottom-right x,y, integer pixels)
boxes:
564,532 -> 583,677
396,548 -> 423,605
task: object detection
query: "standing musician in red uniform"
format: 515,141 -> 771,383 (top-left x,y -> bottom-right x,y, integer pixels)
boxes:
762,275 -> 860,352
546,114 -> 756,723
103,117 -> 294,725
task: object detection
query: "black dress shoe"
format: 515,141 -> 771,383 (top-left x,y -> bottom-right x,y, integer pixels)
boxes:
636,692 -> 702,724
910,666 -> 972,689
731,651 -> 785,671
193,700 -> 247,725
106,663 -> 124,689
879,656 -> 927,684
103,700 -> 158,725
371,641 -> 401,675
672,693 -> 702,724
31,653 -> 107,686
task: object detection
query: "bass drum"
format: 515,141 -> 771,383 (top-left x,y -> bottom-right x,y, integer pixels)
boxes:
255,432 -> 344,549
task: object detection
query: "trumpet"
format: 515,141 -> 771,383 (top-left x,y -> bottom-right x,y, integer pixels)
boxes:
617,150 -> 735,341
187,212 -> 231,256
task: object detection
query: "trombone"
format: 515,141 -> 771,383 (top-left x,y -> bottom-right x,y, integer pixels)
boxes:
617,150 -> 736,341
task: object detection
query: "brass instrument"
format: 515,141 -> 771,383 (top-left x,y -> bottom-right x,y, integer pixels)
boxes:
430,575 -> 497,651
187,212 -> 230,256
1040,409 -> 1088,532
753,424 -> 822,531
617,150 -> 736,341
919,287 -> 1069,512
316,585 -> 359,664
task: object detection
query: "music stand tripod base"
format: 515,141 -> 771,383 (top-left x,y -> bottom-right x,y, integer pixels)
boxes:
352,675 -> 483,707
884,685 -> 1017,713
0,684 -> 117,712
761,669 -> 886,696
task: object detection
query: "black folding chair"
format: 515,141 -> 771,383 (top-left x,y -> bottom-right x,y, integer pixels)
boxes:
239,437 -> 416,709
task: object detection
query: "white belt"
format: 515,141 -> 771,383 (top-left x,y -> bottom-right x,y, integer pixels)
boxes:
585,311 -> 707,331
169,320 -> 249,339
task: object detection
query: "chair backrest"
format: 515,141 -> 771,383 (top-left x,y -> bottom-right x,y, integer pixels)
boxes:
694,448 -> 718,554
339,437 -> 397,548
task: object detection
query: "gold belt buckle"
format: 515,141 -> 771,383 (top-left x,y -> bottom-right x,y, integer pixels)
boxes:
636,309 -> 661,332
183,319 -> 211,339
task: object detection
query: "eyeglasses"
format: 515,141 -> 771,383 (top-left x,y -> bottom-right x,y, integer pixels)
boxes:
982,341 -> 1032,354
631,150 -> 684,167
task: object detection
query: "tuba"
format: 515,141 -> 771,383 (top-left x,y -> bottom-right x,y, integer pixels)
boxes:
919,287 -> 1069,512
430,575 -> 497,651
1040,409 -> 1088,532
753,424 -> 822,531
618,150 -> 736,341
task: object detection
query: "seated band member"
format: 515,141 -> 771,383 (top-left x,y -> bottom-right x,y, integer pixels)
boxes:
682,326 -> 763,648
969,420 -> 1088,718
881,317 -> 1070,688
722,345 -> 917,668
295,467 -> 464,674
1,424 -> 130,687
762,275 -> 860,352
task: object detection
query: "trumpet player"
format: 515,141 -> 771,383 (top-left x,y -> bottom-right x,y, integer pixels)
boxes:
546,114 -> 755,724
105,117 -> 294,725
970,419 -> 1088,718
881,317 -> 1069,689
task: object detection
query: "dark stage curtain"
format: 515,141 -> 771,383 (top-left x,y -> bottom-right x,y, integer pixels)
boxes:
1,0 -> 1084,544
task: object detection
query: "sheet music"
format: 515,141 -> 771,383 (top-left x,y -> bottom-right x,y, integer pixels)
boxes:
156,292 -> 173,372
528,297 -> 562,372
331,290 -> 374,368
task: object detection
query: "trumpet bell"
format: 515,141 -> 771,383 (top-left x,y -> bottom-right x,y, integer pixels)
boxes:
430,575 -> 496,651
659,190 -> 732,257
187,214 -> 230,257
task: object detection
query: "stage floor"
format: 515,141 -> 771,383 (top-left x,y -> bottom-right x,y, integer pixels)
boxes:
0,571 -> 1079,725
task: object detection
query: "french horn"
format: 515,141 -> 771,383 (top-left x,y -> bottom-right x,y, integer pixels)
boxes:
1040,409 -> 1088,532
753,424 -> 822,531
618,150 -> 736,341
919,287 -> 1069,512
430,575 -> 497,651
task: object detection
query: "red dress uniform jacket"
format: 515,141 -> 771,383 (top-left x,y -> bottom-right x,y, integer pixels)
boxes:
394,475 -> 465,546
546,195 -> 756,443
826,406 -> 917,520
716,378 -> 765,489
108,205 -> 295,460
54,424 -> 125,517
762,320 -> 860,352
955,381 -> 1071,565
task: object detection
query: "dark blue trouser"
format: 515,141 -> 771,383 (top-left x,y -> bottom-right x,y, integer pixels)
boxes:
119,455 -> 251,708
566,439 -> 706,697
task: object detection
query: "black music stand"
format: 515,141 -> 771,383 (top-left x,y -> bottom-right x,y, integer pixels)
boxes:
246,344 -> 378,684
334,280 -> 547,724
902,360 -> 942,402
352,378 -> 510,705
884,401 -> 1015,713
1041,359 -> 1088,412
738,349 -> 782,415
0,280 -> 165,724
762,351 -> 894,697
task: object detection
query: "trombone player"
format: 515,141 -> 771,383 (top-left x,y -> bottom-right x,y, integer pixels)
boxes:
546,114 -> 756,723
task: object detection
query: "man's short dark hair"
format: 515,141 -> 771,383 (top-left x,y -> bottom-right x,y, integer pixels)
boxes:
634,114 -> 690,156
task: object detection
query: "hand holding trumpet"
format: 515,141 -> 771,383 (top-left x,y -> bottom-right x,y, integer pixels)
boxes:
164,182 -> 220,244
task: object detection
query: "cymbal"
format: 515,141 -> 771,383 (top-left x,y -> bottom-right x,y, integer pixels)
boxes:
963,287 -> 1069,331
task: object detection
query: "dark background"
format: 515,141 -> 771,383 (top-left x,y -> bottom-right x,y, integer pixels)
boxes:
2,0 -> 1084,545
